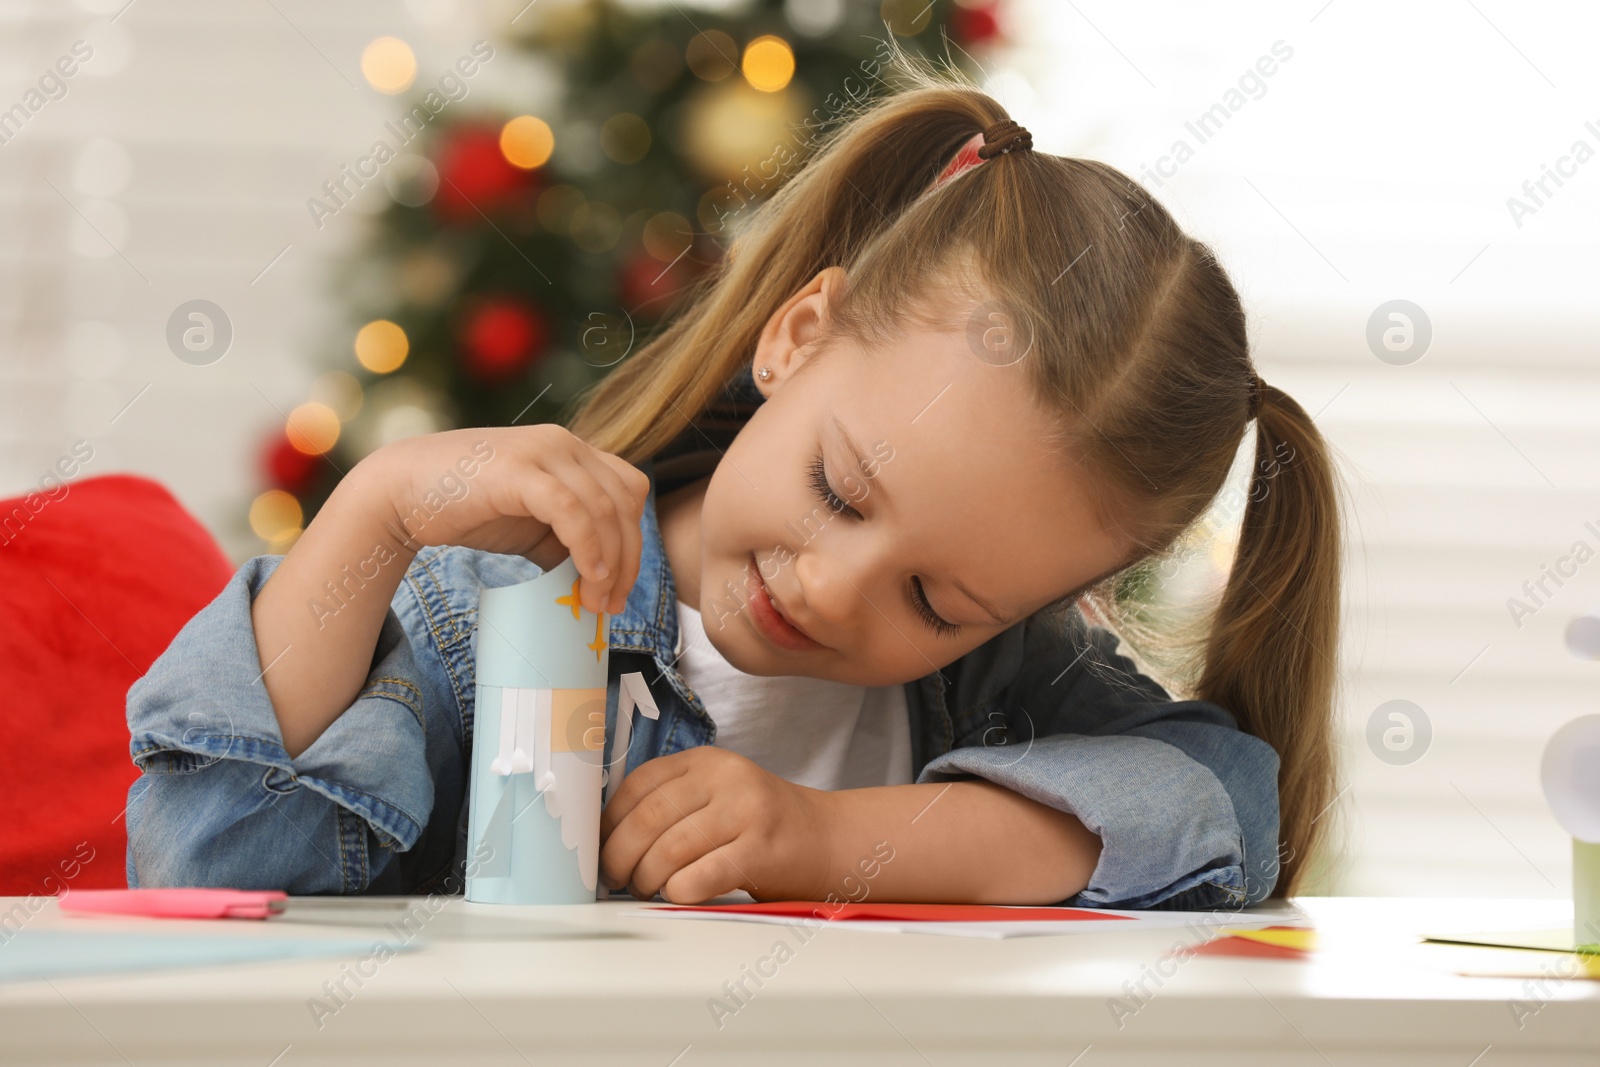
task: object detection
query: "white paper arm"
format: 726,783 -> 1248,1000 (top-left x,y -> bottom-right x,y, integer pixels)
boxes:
603,672 -> 661,806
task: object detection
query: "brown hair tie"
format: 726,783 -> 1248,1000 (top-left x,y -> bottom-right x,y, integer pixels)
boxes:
977,119 -> 1032,160
1247,373 -> 1265,419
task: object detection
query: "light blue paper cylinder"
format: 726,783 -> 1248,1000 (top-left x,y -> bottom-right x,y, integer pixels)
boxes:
466,555 -> 610,905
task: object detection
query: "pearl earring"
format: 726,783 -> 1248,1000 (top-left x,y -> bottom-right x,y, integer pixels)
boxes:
757,366 -> 772,381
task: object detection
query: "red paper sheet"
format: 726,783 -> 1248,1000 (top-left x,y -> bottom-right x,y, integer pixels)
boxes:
643,901 -> 1136,923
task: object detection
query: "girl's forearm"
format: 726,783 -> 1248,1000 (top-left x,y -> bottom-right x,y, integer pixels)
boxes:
816,780 -> 1102,905
252,463 -> 417,759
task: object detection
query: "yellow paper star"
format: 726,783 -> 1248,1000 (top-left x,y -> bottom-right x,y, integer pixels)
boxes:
555,577 -> 608,662
556,578 -> 584,619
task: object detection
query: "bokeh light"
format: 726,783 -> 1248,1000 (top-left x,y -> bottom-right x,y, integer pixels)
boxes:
742,36 -> 795,92
683,80 -> 807,182
538,184 -> 586,233
630,37 -> 682,91
396,247 -> 459,308
249,490 -> 303,543
354,319 -> 409,373
643,211 -> 691,262
310,370 -> 364,422
386,155 -> 439,207
785,0 -> 844,37
880,0 -> 934,35
685,30 -> 738,81
569,201 -> 622,253
500,116 -> 555,169
286,402 -> 341,456
375,403 -> 443,446
599,113 -> 651,164
361,36 -> 417,94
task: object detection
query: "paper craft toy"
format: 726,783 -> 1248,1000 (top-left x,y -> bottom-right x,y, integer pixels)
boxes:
1566,608 -> 1600,659
466,555 -> 659,905
1542,714 -> 1600,950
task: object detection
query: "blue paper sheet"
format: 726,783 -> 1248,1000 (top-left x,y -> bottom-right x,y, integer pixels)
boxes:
0,931 -> 415,985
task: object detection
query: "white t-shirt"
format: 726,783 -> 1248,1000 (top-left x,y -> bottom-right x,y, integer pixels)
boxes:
674,598 -> 914,791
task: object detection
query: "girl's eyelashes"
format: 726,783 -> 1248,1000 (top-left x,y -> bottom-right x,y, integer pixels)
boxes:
807,451 -> 861,519
910,576 -> 961,638
805,449 -> 961,639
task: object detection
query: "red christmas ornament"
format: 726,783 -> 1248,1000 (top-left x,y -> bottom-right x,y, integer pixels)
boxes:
432,125 -> 534,222
952,2 -> 1002,46
458,297 -> 548,383
262,433 -> 321,496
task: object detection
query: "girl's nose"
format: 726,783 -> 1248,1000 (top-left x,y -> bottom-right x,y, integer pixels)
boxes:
791,534 -> 892,629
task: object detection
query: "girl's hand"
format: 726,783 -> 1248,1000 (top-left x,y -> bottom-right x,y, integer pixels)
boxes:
599,748 -> 836,904
363,424 -> 650,616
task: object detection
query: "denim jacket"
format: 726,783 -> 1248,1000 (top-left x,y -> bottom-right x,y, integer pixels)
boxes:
124,457 -> 1282,910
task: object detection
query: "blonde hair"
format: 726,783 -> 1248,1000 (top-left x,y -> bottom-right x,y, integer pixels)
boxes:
566,50 -> 1343,897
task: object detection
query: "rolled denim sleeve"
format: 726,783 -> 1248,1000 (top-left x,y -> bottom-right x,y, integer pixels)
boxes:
124,547 -> 517,894
916,608 -> 1281,910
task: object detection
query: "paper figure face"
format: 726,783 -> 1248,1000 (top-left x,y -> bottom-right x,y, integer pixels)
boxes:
488,686 -> 607,780
553,689 -> 607,755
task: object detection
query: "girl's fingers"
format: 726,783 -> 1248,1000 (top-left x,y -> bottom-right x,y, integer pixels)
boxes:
511,464 -> 621,616
659,840 -> 750,905
600,748 -> 692,838
542,453 -> 626,615
628,805 -> 740,902
573,448 -> 646,615
600,775 -> 711,893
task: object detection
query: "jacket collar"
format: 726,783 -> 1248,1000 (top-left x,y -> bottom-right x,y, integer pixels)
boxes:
606,456 -> 680,664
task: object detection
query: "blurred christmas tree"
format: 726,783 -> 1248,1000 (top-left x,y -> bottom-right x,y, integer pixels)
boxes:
249,0 -> 1006,551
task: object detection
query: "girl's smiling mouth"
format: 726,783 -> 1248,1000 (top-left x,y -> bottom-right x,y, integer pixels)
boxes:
747,554 -> 824,651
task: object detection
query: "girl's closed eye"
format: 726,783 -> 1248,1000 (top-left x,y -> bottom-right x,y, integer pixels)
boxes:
909,576 -> 960,638
806,450 -> 960,639
807,451 -> 859,519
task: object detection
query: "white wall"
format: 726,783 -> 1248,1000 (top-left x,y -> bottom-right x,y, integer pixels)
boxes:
0,0 -> 542,556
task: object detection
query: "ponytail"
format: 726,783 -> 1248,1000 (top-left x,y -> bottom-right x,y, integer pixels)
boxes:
1195,384 -> 1344,896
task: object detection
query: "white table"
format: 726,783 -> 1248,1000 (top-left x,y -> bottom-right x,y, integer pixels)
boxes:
2,896 -> 1597,1065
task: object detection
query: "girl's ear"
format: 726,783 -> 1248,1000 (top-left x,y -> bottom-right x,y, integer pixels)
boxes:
751,266 -> 847,398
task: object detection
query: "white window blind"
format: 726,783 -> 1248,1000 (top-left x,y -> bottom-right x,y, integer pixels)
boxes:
1004,0 -> 1600,895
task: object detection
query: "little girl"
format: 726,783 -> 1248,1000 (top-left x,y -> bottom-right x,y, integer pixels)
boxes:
126,70 -> 1342,910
